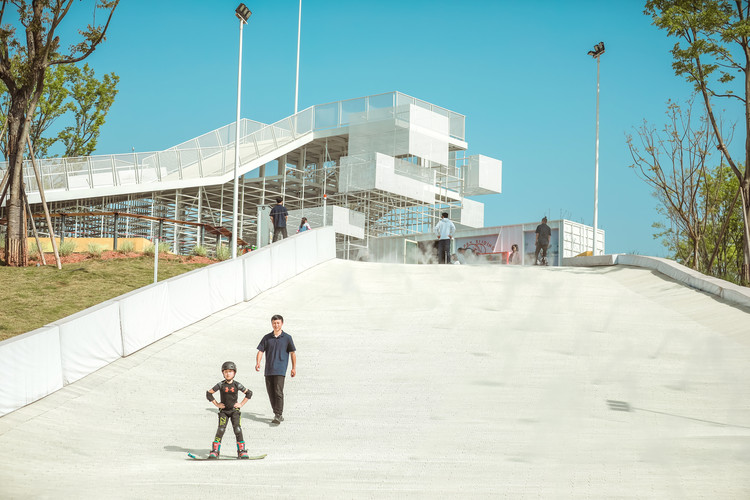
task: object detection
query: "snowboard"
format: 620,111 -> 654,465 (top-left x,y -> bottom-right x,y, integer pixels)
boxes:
187,452 -> 267,461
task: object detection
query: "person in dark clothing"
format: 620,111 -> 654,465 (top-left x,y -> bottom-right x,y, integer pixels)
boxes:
270,197 -> 289,242
535,216 -> 552,265
205,361 -> 253,459
255,314 -> 297,425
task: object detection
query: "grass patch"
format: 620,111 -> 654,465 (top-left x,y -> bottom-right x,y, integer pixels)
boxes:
191,245 -> 207,257
143,241 -> 171,257
0,256 -> 211,342
87,243 -> 105,258
58,240 -> 76,256
215,245 -> 230,261
117,241 -> 135,254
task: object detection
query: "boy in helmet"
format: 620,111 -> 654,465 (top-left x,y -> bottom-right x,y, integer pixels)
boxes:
205,361 -> 253,459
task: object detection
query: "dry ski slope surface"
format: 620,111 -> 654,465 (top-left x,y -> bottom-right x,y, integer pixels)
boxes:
1,259 -> 749,499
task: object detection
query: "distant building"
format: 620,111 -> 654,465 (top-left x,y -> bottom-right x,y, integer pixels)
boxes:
367,219 -> 605,266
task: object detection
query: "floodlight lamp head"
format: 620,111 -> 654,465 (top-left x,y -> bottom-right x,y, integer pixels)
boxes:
588,41 -> 605,58
235,3 -> 251,23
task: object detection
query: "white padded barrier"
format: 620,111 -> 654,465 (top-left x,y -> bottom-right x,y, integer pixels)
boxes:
271,238 -> 297,285
295,228 -> 319,273
56,301 -> 123,385
317,226 -> 337,260
119,281 -> 171,356
565,253 -> 750,309
243,245 -> 273,300
0,226 -> 338,416
0,326 -> 63,417
166,267 -> 212,333
207,257 -> 244,314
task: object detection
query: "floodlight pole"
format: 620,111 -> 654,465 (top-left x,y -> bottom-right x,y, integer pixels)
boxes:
232,4 -> 251,259
295,0 -> 302,114
588,42 -> 605,256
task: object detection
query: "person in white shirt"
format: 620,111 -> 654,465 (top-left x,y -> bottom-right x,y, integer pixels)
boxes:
434,212 -> 456,264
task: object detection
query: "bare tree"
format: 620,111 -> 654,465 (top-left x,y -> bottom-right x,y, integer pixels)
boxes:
627,100 -> 731,272
0,0 -> 119,266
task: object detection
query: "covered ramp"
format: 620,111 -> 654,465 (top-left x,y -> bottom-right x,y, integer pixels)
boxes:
1,260 -> 749,498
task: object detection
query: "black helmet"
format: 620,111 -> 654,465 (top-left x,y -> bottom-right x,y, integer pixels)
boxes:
221,361 -> 237,372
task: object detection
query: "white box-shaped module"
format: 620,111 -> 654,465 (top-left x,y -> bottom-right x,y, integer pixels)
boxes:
348,104 -> 450,166
288,205 -> 365,239
562,220 -> 605,257
374,154 -> 435,204
404,105 -> 450,166
332,205 -> 365,239
464,155 -> 502,196
457,197 -> 484,228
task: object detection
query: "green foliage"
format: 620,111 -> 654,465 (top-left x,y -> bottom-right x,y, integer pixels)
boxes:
143,241 -> 172,257
58,240 -> 76,257
215,245 -> 230,261
646,0 -> 750,284
645,0 -> 736,94
0,64 -> 119,158
117,241 -> 135,254
191,245 -> 207,257
87,243 -> 105,258
28,244 -> 39,259
59,64 -> 119,157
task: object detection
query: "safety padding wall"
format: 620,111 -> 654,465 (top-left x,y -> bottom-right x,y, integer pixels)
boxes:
0,226 -> 336,417
0,326 -> 63,417
563,253 -> 750,309
57,301 -> 123,385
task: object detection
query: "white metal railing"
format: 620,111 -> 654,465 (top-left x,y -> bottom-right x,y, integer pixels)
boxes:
1,92 -> 466,195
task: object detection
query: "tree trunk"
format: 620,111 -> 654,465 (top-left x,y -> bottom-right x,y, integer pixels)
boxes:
741,182 -> 750,285
4,100 -> 29,267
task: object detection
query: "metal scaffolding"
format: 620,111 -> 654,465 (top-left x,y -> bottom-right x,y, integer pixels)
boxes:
1,92 -> 502,258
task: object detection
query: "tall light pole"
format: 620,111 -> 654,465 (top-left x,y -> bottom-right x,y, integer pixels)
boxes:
232,3 -> 251,259
295,0 -> 302,114
588,41 -> 605,256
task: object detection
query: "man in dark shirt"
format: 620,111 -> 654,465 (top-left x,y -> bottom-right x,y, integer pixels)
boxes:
535,216 -> 552,265
256,314 -> 296,425
269,197 -> 289,242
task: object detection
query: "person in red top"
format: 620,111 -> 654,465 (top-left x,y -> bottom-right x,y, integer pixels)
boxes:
205,361 -> 253,459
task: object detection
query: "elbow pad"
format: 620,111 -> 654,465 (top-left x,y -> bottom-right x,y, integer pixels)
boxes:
206,391 -> 214,402
246,389 -> 253,399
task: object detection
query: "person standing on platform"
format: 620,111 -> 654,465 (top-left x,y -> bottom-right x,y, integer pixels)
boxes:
535,216 -> 551,265
509,244 -> 521,265
270,198 -> 289,242
434,212 -> 456,264
256,314 -> 297,425
296,217 -> 311,233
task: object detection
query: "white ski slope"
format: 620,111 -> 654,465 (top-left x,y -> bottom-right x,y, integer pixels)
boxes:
1,259 -> 749,499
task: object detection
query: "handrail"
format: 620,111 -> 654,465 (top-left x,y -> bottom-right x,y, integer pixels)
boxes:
3,91 -> 466,195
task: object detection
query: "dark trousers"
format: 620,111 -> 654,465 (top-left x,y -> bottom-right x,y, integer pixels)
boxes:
272,226 -> 288,242
214,408 -> 243,443
437,239 -> 451,264
535,241 -> 549,264
265,375 -> 286,416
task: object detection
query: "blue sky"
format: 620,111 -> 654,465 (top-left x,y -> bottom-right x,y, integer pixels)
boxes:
58,0 -> 741,256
